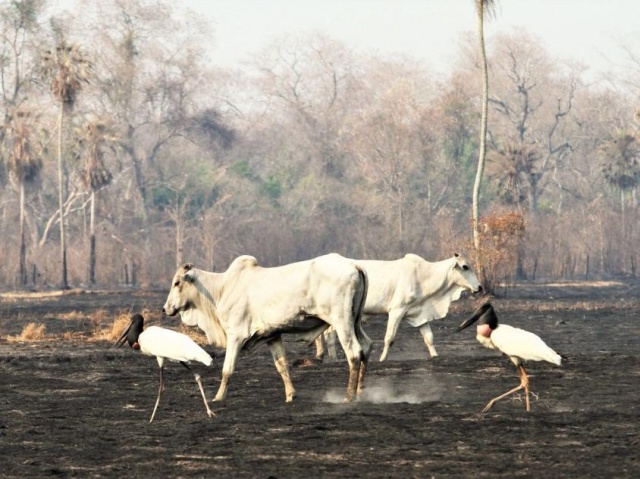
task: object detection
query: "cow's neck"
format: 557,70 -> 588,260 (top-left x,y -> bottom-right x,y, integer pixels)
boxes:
417,258 -> 453,297
194,269 -> 225,307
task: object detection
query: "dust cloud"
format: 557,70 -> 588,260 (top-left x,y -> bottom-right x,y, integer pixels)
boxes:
322,374 -> 445,404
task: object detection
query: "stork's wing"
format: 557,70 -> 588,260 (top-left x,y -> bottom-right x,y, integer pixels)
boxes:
491,324 -> 562,365
140,326 -> 213,366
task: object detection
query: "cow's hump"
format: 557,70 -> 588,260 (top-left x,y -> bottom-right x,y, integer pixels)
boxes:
228,255 -> 259,272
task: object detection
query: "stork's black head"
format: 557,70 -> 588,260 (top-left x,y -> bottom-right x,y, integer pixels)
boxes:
455,302 -> 499,332
115,314 -> 145,349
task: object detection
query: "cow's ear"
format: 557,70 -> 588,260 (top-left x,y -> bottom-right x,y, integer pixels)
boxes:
454,253 -> 460,258
182,263 -> 194,271
182,270 -> 196,283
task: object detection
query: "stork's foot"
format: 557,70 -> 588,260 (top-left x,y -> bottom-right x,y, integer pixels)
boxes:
509,391 -> 539,405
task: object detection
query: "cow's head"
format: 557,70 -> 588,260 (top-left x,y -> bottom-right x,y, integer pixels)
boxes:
162,263 -> 197,317
450,253 -> 482,294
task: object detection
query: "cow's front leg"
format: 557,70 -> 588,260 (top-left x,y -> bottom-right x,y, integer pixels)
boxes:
325,327 -> 338,361
418,322 -> 438,358
314,335 -> 325,362
268,337 -> 296,402
214,338 -> 242,402
380,309 -> 405,361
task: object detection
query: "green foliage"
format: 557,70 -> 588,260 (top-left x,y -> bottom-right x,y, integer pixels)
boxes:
230,160 -> 284,205
230,160 -> 255,180
260,175 -> 282,201
151,184 -> 175,211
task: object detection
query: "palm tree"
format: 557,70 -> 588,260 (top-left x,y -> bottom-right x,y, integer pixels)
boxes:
42,39 -> 91,289
600,132 -> 640,235
472,0 -> 496,283
5,108 -> 43,287
76,119 -> 114,286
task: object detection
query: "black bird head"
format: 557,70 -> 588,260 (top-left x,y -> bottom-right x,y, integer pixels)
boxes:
115,314 -> 145,349
455,302 -> 499,332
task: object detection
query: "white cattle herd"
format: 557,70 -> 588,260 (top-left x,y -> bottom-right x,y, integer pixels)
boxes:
115,251 -> 563,419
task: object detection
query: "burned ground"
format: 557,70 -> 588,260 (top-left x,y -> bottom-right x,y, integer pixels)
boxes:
0,282 -> 639,478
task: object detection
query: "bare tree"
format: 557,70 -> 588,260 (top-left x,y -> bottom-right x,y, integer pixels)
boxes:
485,34 -> 577,215
0,0 -> 45,141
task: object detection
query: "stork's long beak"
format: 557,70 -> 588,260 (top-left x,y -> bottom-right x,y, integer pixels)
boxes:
455,307 -> 485,332
115,322 -> 132,348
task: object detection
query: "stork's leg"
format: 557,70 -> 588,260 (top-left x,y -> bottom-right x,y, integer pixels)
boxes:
482,365 -> 529,413
418,322 -> 438,358
149,366 -> 166,423
519,365 -> 531,412
267,337 -> 296,402
180,362 -> 215,418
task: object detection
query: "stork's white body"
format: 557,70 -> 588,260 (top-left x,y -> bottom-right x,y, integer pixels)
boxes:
477,324 -> 562,367
116,314 -> 215,422
139,326 -> 213,368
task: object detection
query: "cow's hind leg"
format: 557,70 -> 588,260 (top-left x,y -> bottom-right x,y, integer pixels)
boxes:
344,355 -> 361,403
355,325 -> 372,397
268,337 -> 296,402
214,338 -> 242,402
333,326 -> 363,402
356,358 -> 367,397
418,322 -> 438,358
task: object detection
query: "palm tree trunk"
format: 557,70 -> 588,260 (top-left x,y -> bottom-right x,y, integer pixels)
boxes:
19,182 -> 27,287
472,1 -> 490,281
57,103 -> 69,289
89,190 -> 96,286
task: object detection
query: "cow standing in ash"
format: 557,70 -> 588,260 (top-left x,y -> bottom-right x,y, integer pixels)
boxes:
162,253 -> 372,403
317,253 -> 482,362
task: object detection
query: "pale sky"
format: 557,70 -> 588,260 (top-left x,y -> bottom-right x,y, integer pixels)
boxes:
193,0 -> 639,80
52,0 -> 639,80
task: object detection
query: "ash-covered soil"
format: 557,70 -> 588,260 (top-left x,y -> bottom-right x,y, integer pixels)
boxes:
0,282 -> 639,478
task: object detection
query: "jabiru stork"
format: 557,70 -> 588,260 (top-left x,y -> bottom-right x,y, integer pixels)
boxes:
456,302 -> 562,412
115,314 -> 215,422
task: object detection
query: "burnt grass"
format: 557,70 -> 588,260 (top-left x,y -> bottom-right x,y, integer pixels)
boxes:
1,282 -> 639,478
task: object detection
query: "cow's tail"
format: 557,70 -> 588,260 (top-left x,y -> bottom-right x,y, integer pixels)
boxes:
353,265 -> 372,360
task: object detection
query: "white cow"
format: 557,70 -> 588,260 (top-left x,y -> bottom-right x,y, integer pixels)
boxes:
316,253 -> 482,362
162,253 -> 372,403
